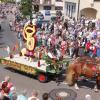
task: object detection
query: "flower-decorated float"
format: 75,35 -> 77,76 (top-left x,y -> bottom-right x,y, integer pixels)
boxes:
0,20 -> 69,83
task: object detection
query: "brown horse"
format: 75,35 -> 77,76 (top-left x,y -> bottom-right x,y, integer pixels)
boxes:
66,56 -> 100,92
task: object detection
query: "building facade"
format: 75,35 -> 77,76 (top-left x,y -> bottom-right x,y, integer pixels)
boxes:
79,0 -> 100,19
16,0 -> 64,20
32,0 -> 64,20
64,0 -> 100,20
15,0 -> 100,20
64,0 -> 78,19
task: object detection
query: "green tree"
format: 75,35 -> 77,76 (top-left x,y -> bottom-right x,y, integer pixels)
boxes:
20,0 -> 32,19
1,0 -> 15,3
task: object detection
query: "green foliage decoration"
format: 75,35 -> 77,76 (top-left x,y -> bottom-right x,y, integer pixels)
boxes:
43,55 -> 70,74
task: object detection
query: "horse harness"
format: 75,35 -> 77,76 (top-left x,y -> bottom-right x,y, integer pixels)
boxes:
82,63 -> 100,78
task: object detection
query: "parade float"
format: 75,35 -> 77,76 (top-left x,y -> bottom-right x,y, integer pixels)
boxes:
0,21 -> 69,83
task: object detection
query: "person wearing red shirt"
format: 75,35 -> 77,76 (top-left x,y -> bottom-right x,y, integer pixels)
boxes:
85,40 -> 91,55
61,40 -> 66,57
89,43 -> 97,58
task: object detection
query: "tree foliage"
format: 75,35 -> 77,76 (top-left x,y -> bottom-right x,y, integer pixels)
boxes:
1,0 -> 15,3
20,0 -> 32,18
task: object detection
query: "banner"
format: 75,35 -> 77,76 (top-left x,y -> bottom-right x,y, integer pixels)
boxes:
45,10 -> 50,16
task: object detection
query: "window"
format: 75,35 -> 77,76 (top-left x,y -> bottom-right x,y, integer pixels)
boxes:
33,0 -> 40,3
55,6 -> 63,10
65,2 -> 76,17
44,0 -> 51,4
44,6 -> 51,10
56,0 -> 63,2
34,5 -> 39,12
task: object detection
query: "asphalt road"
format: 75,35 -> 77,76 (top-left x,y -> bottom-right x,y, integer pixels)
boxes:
0,18 -> 18,57
0,18 -> 100,100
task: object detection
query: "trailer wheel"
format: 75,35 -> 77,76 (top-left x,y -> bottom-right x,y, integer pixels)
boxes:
38,74 -> 47,83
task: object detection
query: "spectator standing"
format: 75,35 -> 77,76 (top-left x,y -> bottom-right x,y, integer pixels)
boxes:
64,19 -> 68,30
17,29 -> 23,49
9,20 -> 13,31
28,90 -> 39,100
89,43 -> 97,58
2,87 -> 10,100
42,93 -> 49,100
17,90 -> 27,100
8,87 -> 17,100
69,40 -> 74,57
71,40 -> 79,58
61,39 -> 66,57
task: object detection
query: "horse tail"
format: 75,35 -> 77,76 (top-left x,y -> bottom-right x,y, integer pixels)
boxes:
66,63 -> 75,86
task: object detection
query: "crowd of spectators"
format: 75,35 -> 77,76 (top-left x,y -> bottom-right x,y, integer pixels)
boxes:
0,76 -> 46,100
0,2 -> 97,100
1,3 -> 100,61
0,76 -> 92,100
1,3 -> 100,60
11,14 -> 100,61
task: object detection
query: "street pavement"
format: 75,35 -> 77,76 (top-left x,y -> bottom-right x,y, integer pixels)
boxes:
0,18 -> 100,100
0,18 -> 18,57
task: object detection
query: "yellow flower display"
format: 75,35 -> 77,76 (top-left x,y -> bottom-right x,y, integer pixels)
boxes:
21,23 -> 37,61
